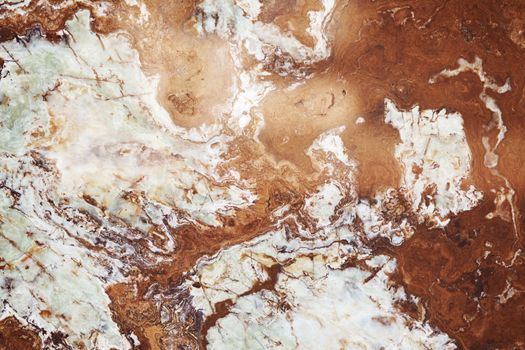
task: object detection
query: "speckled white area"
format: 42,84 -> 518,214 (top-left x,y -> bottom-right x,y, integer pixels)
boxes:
188,223 -> 456,350
0,154 -> 130,349
196,0 -> 335,63
206,260 -> 455,350
384,98 -> 482,227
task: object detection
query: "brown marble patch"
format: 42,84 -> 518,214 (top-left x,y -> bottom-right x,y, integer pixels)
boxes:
0,317 -> 42,350
325,0 -> 525,348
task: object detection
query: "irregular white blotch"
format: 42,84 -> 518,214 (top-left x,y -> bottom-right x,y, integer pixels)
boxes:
123,0 -> 150,23
182,123 -> 454,348
0,0 -> 114,18
355,116 -> 365,124
485,187 -> 513,223
129,332 -> 141,347
307,0 -> 336,59
0,10 -> 255,227
0,9 -> 261,349
138,3 -> 150,23
196,0 -> 335,63
235,0 -> 262,19
0,0 -> 33,13
304,126 -> 357,229
185,224 -> 455,349
304,182 -> 343,228
306,126 -> 353,168
196,0 -> 335,134
228,67 -> 274,133
384,99 -> 482,226
196,0 -> 336,133
497,280 -> 519,305
0,155 -> 129,349
207,261 -> 455,350
186,224 -> 364,316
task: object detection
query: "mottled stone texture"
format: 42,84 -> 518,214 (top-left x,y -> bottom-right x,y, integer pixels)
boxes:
0,0 -> 524,349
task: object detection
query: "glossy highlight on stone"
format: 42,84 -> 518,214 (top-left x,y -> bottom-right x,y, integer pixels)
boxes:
0,1 -> 524,349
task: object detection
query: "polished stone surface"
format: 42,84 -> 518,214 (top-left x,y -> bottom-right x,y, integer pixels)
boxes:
0,1 -> 524,349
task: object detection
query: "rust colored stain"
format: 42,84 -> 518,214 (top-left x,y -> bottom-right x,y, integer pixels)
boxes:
0,317 -> 42,350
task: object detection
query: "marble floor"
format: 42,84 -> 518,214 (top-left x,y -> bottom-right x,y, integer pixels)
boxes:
0,0 -> 524,349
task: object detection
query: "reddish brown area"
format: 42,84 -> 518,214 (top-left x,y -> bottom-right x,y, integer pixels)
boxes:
0,317 -> 42,350
325,0 -> 525,348
394,199 -> 525,349
106,283 -> 167,350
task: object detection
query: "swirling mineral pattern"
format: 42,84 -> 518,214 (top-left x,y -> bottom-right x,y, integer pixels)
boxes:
0,0 -> 524,349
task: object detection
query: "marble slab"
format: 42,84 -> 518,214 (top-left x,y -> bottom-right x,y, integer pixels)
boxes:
0,1 -> 524,349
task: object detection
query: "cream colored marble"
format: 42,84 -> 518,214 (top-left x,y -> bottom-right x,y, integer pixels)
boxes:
384,99 -> 482,227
